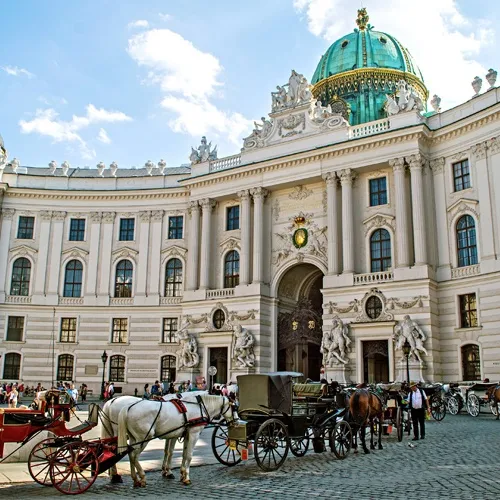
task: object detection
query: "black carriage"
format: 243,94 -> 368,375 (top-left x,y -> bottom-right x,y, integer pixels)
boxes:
212,373 -> 352,471
464,382 -> 498,417
420,383 -> 447,421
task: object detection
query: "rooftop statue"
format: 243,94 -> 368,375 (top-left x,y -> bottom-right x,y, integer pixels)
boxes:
384,80 -> 424,116
486,68 -> 497,90
190,136 -> 218,164
242,117 -> 273,150
271,70 -> 313,112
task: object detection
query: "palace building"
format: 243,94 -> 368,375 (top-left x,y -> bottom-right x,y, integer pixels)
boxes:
1,10 -> 499,393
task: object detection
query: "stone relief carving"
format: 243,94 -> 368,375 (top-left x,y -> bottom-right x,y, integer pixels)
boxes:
139,211 -> 151,222
229,309 -> 258,322
487,137 -> 500,155
386,296 -> 427,310
205,302 -> 232,332
151,210 -> 164,222
101,212 -> 116,223
389,157 -> 405,173
384,80 -> 424,116
243,117 -> 273,150
394,315 -> 428,363
288,185 -> 313,200
278,113 -> 306,137
161,245 -> 187,263
9,244 -> 38,259
112,246 -> 138,263
363,214 -> 395,236
183,313 -> 208,325
447,200 -> 479,228
190,136 -> 217,164
219,237 -> 240,256
232,324 -> 256,368
62,247 -> 89,262
328,289 -> 395,322
1,209 -> 15,220
430,157 -> 445,175
175,321 -> 200,369
272,198 -> 280,222
271,70 -> 312,112
472,142 -> 487,160
321,317 -> 351,366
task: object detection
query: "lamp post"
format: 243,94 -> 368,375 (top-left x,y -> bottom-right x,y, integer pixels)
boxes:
402,339 -> 411,383
100,350 -> 108,400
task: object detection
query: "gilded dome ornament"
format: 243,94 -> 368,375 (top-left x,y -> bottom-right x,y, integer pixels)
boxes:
356,8 -> 369,31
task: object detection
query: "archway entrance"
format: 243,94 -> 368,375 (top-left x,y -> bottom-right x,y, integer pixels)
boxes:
277,264 -> 324,380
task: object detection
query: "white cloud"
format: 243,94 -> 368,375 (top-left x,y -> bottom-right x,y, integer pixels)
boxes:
19,105 -> 131,159
1,65 -> 35,78
97,128 -> 111,144
128,28 -> 252,146
128,20 -> 149,29
159,13 -> 172,22
294,0 -> 494,109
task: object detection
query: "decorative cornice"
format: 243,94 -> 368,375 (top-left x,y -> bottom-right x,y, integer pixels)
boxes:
5,189 -> 188,201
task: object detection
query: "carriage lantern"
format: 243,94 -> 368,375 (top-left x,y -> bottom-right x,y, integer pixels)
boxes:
402,340 -> 411,384
100,350 -> 108,400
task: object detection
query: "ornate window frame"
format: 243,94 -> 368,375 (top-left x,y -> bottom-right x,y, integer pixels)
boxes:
58,316 -> 80,344
1,351 -> 23,380
455,288 -> 481,330
117,215 -> 136,242
112,258 -> 135,298
362,214 -> 395,273
9,256 -> 33,297
159,354 -> 177,383
205,302 -> 232,332
108,353 -> 127,383
67,216 -> 87,242
8,246 -> 37,297
60,249 -> 88,297
56,353 -> 75,381
447,152 -> 473,196
161,246 -> 187,297
366,171 -> 390,208
457,341 -> 483,382
353,289 -> 394,323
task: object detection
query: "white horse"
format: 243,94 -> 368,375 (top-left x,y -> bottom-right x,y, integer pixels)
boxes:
101,392 -> 208,483
117,394 -> 234,487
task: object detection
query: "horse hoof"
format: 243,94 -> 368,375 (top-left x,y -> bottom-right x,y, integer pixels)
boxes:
164,473 -> 175,480
133,481 -> 142,488
370,445 -> 375,450
378,445 -> 383,450
141,481 -> 147,488
363,449 -> 370,454
353,448 -> 358,454
111,474 -> 123,484
183,480 -> 192,486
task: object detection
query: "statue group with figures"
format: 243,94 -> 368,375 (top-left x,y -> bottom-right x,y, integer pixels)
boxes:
384,80 -> 424,116
394,314 -> 428,363
189,136 -> 218,164
232,324 -> 256,368
321,318 -> 351,366
175,321 -> 200,369
271,69 -> 313,111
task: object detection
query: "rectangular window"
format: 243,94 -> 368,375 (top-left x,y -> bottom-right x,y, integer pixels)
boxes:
369,178 -> 387,206
69,219 -> 86,241
162,318 -> 178,343
17,216 -> 35,239
453,159 -> 471,192
168,216 -> 184,239
60,318 -> 77,343
6,316 -> 24,341
459,293 -> 478,328
112,318 -> 128,343
226,206 -> 240,231
119,218 -> 135,241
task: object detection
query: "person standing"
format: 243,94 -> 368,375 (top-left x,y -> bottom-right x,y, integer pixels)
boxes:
143,384 -> 150,400
80,384 -> 87,403
108,382 -> 115,399
408,381 -> 430,441
8,384 -> 19,408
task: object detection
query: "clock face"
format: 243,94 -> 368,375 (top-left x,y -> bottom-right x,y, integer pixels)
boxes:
293,228 -> 308,249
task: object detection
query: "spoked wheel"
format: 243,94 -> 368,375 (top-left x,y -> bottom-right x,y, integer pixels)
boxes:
254,418 -> 289,472
50,441 -> 98,495
211,424 -> 243,466
289,428 -> 311,457
467,394 -> 480,417
446,395 -> 460,415
430,395 -> 446,421
28,437 -> 58,486
489,401 -> 499,417
396,407 -> 403,442
329,421 -> 352,459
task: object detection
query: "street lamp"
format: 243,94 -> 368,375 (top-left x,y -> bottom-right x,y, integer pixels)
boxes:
100,350 -> 108,400
402,339 -> 411,384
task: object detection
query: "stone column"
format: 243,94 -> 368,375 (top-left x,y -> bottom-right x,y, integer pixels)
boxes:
148,210 -> 163,297
187,201 -> 200,291
0,209 -> 15,300
237,190 -> 251,285
407,154 -> 428,265
98,212 -> 115,300
323,172 -> 339,275
47,211 -> 67,300
199,198 -> 216,290
85,212 -> 102,302
390,158 -> 410,267
251,187 -> 268,284
33,210 -> 53,298
339,170 -> 355,274
430,158 -> 450,270
135,211 -> 151,300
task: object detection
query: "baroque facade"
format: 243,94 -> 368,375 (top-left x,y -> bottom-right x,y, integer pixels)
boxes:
1,11 -> 500,393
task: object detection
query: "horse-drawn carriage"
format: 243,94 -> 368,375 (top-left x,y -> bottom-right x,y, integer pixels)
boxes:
463,382 -> 499,417
212,373 -> 352,471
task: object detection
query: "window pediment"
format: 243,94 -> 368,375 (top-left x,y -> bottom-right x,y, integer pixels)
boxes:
112,246 -> 138,263
161,245 -> 187,263
62,247 -> 89,260
9,245 -> 38,259
362,213 -> 395,236
219,237 -> 241,256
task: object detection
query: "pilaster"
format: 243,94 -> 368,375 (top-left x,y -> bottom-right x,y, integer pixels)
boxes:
390,157 -> 410,268
0,208 -> 15,301
251,187 -> 269,284
85,212 -> 102,305
147,210 -> 163,300
237,190 -> 252,286
199,198 -> 216,290
32,210 -> 52,303
187,202 -> 200,291
339,169 -> 355,274
135,211 -> 151,305
323,172 -> 339,275
46,211 -> 67,304
97,211 -> 115,304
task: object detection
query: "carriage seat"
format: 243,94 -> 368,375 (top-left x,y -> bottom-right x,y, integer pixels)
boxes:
293,383 -> 324,399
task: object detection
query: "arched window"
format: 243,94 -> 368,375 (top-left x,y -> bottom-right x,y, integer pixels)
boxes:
10,257 -> 31,296
165,258 -> 183,297
63,260 -> 83,297
461,344 -> 481,381
115,260 -> 133,297
224,250 -> 240,288
456,215 -> 478,267
370,229 -> 391,272
57,354 -> 74,381
161,355 -> 176,383
3,353 -> 21,379
109,355 -> 125,382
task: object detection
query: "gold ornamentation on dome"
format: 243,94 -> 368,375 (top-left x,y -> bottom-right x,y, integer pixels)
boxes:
356,8 -> 369,31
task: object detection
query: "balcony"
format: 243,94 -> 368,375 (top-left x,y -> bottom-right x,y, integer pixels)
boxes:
110,297 -> 134,306
206,288 -> 235,299
59,297 -> 84,305
349,118 -> 390,139
209,154 -> 241,173
354,271 -> 394,285
451,264 -> 480,279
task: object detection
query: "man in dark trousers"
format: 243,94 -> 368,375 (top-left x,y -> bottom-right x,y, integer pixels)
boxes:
408,381 -> 430,441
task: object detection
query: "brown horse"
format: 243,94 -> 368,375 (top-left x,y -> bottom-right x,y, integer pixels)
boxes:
349,389 -> 384,453
486,385 -> 500,420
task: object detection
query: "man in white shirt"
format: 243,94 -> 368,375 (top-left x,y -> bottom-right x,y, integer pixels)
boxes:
408,381 -> 430,441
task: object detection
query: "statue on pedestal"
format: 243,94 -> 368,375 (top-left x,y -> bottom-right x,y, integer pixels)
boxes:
394,315 -> 428,363
321,318 -> 351,366
176,321 -> 200,369
232,324 -> 255,368
189,136 -> 218,164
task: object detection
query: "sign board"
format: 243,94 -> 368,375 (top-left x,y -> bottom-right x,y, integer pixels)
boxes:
208,366 -> 217,376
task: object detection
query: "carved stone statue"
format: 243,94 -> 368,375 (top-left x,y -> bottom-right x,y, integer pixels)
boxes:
271,85 -> 287,110
486,68 -> 497,90
232,324 -> 255,368
321,319 -> 351,366
270,70 -> 313,112
176,321 -> 200,369
48,160 -> 57,175
311,99 -> 336,122
0,134 -> 7,168
394,315 -> 428,363
190,136 -> 218,164
242,117 -> 273,150
430,94 -> 441,113
385,80 -> 424,116
471,76 -> 482,96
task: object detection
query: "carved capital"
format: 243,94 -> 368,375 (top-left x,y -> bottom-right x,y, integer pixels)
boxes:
90,212 -> 102,223
389,157 -> 405,172
1,208 -> 15,220
199,198 -> 217,212
339,168 -> 355,185
139,211 -> 151,223
487,137 -> 500,155
430,157 -> 445,175
250,187 -> 269,200
472,142 -> 487,160
52,211 -> 67,221
40,210 -> 53,221
237,189 -> 251,201
101,211 -> 116,223
406,154 -> 424,171
188,201 -> 200,215
322,172 -> 338,186
151,210 -> 164,222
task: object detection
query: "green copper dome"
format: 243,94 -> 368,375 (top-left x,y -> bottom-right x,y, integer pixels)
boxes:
311,9 -> 428,125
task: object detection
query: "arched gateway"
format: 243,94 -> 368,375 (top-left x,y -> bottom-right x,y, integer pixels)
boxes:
276,263 -> 324,380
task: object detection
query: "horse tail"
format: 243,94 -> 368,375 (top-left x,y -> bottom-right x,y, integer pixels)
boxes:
117,406 -> 130,453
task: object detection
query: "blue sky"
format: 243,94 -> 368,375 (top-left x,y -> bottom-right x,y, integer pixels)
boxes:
0,0 -> 497,169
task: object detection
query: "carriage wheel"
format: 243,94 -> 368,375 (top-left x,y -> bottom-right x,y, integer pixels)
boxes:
467,394 -> 480,417
50,441 -> 98,495
489,401 -> 499,417
396,407 -> 403,442
289,428 -> 311,457
430,395 -> 446,421
211,424 -> 242,467
254,419 -> 289,472
446,395 -> 460,415
329,421 -> 351,460
28,437 -> 58,486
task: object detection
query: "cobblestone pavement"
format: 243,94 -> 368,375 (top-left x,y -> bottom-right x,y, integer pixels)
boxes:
1,414 -> 500,499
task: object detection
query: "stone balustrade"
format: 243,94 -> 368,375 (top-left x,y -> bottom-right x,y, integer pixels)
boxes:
160,297 -> 182,305
451,264 -> 480,279
5,295 -> 32,304
59,297 -> 84,305
110,297 -> 134,306
354,270 -> 394,285
209,154 -> 241,173
350,118 -> 390,139
206,288 -> 235,299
